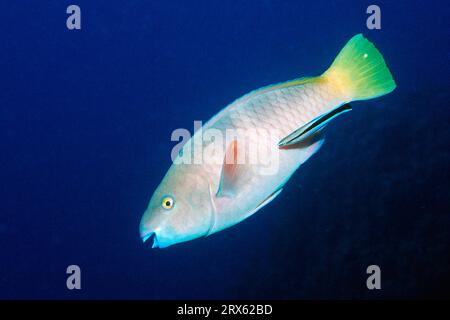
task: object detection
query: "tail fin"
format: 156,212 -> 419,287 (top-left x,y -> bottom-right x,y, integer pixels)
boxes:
323,34 -> 396,101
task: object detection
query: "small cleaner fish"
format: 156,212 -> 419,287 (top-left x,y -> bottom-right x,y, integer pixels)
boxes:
140,34 -> 396,248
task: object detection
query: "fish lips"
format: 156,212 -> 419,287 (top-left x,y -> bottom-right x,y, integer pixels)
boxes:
141,231 -> 160,248
141,228 -> 175,248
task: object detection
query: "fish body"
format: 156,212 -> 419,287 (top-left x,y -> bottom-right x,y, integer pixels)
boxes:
140,34 -> 396,248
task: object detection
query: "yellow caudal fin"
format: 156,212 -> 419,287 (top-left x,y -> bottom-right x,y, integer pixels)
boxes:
323,34 -> 396,102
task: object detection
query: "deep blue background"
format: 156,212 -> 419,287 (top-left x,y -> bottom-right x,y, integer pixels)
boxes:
0,1 -> 449,299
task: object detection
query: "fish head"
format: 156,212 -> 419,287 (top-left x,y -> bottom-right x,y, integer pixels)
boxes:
139,164 -> 214,248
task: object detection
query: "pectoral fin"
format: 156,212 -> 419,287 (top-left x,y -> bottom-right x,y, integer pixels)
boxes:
278,103 -> 352,147
216,140 -> 251,198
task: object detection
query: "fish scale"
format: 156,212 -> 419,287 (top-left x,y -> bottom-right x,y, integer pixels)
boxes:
208,81 -> 342,140
189,80 -> 345,235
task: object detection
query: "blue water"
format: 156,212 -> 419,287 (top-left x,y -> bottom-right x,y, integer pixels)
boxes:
0,1 -> 449,299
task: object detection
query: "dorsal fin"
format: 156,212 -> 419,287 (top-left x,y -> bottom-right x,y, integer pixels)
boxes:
236,77 -> 317,106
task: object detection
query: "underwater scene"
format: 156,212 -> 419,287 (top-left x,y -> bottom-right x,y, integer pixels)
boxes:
0,1 -> 449,299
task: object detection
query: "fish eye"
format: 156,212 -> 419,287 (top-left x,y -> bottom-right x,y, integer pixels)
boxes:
161,196 -> 174,210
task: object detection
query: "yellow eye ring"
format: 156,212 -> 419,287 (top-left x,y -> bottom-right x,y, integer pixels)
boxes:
161,196 -> 174,210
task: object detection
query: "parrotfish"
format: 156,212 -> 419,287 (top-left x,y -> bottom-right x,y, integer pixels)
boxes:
140,34 -> 396,248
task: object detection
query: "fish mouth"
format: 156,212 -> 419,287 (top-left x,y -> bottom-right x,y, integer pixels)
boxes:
141,232 -> 159,248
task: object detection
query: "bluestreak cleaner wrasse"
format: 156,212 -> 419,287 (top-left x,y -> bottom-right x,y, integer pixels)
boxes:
140,34 -> 396,248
